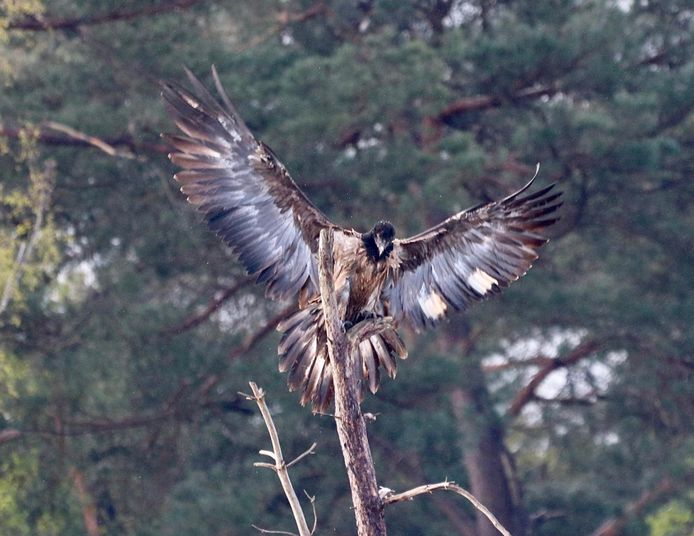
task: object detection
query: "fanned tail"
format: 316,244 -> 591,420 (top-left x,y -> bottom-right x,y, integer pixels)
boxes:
277,305 -> 408,413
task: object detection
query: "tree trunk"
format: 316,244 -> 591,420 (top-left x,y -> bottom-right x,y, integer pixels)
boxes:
447,328 -> 527,536
318,229 -> 387,535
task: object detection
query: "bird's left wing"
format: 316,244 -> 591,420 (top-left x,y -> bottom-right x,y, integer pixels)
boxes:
162,68 -> 336,301
386,177 -> 562,330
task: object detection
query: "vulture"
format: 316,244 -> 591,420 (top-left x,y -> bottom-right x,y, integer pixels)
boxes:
161,68 -> 563,413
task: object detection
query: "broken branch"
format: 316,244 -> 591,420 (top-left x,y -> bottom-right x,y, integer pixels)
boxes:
383,481 -> 512,536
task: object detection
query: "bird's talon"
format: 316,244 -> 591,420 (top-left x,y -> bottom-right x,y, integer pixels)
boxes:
356,311 -> 380,323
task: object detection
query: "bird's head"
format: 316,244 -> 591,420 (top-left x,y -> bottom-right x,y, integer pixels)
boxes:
366,221 -> 396,259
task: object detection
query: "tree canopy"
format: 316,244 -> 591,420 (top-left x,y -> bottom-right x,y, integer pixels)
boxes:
0,1 -> 692,535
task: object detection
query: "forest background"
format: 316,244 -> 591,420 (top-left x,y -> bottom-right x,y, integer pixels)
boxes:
0,1 -> 692,535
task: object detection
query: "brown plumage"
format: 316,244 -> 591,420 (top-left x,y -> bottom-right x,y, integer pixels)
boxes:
162,68 -> 563,413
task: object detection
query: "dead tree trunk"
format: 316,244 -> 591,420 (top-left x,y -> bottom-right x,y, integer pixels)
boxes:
318,229 -> 387,536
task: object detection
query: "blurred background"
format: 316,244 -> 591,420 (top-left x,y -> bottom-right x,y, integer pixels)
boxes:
0,1 -> 692,535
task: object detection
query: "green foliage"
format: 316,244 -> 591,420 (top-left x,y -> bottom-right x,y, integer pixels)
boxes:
648,497 -> 694,536
0,127 -> 59,325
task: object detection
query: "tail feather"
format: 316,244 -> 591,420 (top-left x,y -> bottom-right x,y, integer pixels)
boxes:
287,337 -> 317,391
369,335 -> 395,378
278,321 -> 313,372
279,323 -> 316,373
276,308 -> 308,333
304,350 -> 327,406
277,304 -> 408,413
316,361 -> 334,408
381,329 -> 408,360
359,339 -> 380,394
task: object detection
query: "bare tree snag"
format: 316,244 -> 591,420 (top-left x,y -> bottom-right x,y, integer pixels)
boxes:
246,382 -> 313,536
318,229 -> 387,536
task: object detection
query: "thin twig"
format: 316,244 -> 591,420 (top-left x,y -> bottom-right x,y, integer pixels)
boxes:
303,491 -> 318,535
286,442 -> 317,469
251,524 -> 297,536
248,382 -> 312,536
383,481 -> 512,536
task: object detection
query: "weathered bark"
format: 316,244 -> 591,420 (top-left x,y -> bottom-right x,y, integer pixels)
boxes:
318,229 -> 386,536
450,331 -> 527,536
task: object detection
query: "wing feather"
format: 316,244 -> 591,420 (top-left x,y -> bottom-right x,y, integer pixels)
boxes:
162,69 -> 335,300
387,177 -> 562,330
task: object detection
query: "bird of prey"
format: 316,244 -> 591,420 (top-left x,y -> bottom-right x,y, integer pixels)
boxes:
161,68 -> 562,413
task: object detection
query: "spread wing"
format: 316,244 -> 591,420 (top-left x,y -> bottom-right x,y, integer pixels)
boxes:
162,68 -> 335,301
386,175 -> 562,330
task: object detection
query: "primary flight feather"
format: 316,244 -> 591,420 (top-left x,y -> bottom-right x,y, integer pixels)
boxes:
162,68 -> 562,413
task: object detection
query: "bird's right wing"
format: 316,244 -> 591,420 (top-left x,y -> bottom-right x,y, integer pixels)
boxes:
162,68 -> 336,301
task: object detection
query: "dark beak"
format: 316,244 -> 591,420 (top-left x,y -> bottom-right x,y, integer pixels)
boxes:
375,236 -> 387,256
